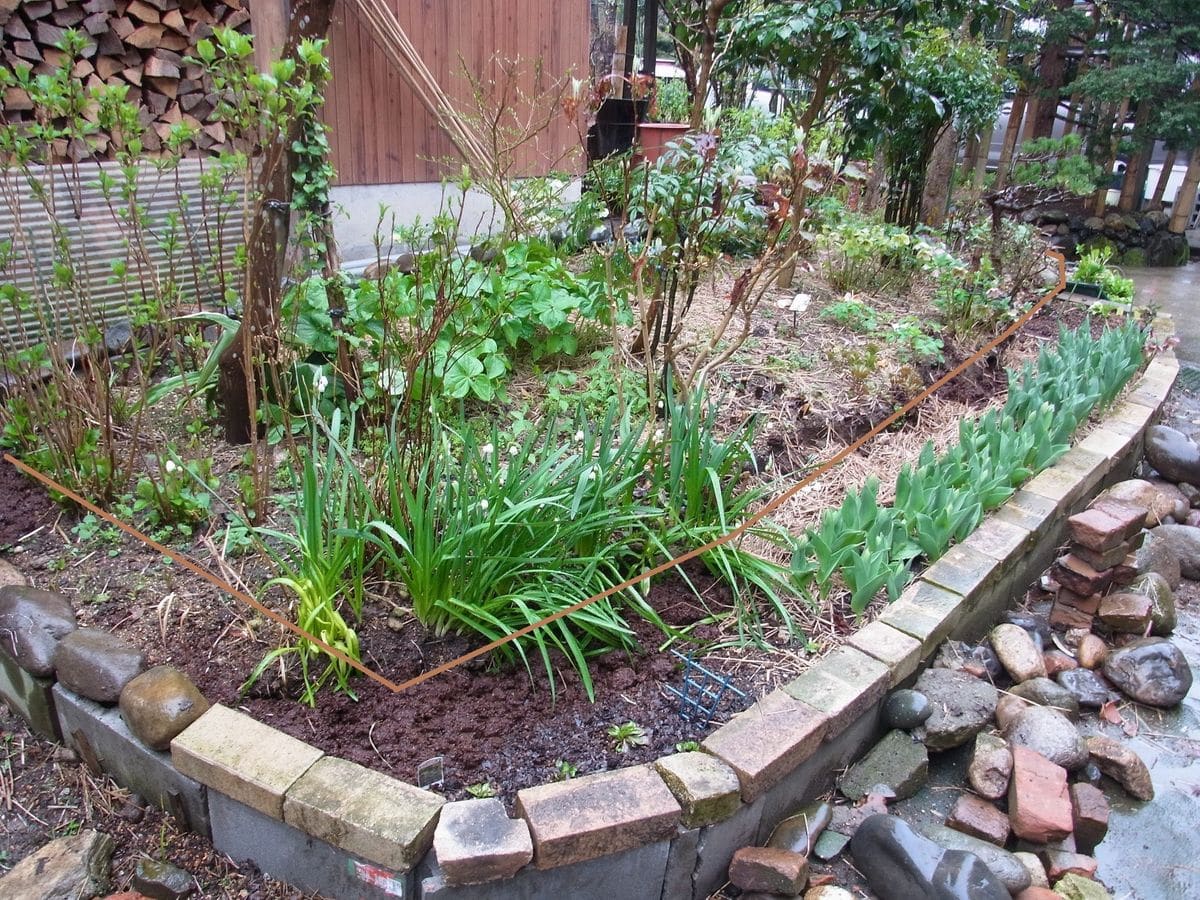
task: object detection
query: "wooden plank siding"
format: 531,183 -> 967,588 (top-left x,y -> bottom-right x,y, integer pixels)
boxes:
322,0 -> 590,186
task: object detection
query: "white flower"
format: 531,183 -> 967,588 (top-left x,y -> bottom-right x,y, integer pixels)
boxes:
574,430 -> 585,442
163,459 -> 178,474
314,373 -> 329,394
653,429 -> 664,442
509,445 -> 519,457
479,498 -> 489,511
587,468 -> 597,481
480,443 -> 494,457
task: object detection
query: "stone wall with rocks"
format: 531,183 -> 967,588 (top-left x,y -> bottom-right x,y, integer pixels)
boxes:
0,353 -> 1180,900
1035,208 -> 1190,268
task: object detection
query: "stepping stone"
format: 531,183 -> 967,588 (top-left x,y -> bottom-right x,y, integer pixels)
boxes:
839,729 -> 928,802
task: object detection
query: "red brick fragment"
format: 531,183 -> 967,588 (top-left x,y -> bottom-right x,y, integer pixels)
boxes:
729,846 -> 809,895
946,793 -> 1010,845
1008,745 -> 1073,843
1070,782 -> 1110,853
1052,555 -> 1113,597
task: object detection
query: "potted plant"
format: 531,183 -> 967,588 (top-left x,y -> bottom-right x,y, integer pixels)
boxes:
637,77 -> 691,164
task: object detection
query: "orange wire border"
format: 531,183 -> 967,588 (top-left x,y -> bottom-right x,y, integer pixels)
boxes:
4,251 -> 1068,696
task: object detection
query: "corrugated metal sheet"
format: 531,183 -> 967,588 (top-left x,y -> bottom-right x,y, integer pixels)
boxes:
1,157 -> 245,352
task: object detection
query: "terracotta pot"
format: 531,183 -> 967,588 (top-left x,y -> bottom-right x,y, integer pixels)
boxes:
636,122 -> 690,164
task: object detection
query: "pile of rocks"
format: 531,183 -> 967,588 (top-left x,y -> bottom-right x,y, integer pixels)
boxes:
719,433 -> 1200,899
0,581 -> 209,898
1032,208 -> 1189,268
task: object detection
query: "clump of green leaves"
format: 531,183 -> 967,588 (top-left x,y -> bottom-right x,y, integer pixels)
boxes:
791,319 -> 1147,614
133,453 -> 219,538
1073,246 -> 1135,310
607,721 -> 649,753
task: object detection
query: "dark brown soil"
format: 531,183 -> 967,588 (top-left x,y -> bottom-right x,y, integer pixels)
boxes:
0,459 -> 61,547
77,551 -> 756,806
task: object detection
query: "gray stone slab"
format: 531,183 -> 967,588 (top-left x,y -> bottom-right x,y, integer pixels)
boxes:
660,829 -> 699,900
210,790 -> 414,900
0,645 -> 60,740
692,795 -> 764,900
52,684 -> 209,838
417,837 -> 671,900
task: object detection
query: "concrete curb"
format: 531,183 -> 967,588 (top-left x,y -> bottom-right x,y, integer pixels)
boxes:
0,353 -> 1178,900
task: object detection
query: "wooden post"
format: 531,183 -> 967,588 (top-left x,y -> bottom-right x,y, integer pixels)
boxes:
1169,146 -> 1200,235
250,0 -> 292,72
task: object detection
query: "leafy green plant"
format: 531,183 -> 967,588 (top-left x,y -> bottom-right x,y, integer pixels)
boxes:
132,453 -> 219,538
242,408 -> 371,706
361,407 -> 665,700
1073,246 -> 1135,309
465,782 -> 498,799
552,759 -> 578,781
791,319 -> 1147,614
887,317 -> 945,366
607,721 -> 649,753
820,296 -> 880,333
675,740 -> 701,752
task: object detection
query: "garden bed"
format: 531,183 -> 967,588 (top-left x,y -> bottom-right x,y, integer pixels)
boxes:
0,289 -> 1146,805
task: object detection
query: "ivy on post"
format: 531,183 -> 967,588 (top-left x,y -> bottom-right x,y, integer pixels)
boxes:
213,0 -> 337,447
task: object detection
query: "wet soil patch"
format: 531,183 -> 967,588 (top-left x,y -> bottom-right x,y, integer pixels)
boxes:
0,460 -> 61,547
86,553 -> 753,805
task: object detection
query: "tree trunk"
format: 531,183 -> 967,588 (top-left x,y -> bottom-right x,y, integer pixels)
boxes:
215,0 -> 337,444
1091,96 -> 1129,217
1031,0 -> 1073,138
1117,103 -> 1152,213
1169,146 -> 1200,234
1151,149 -> 1178,207
797,55 -> 836,133
920,123 -> 958,227
993,90 -> 1027,192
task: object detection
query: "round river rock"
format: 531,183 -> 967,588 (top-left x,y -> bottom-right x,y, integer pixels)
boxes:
0,585 -> 77,676
119,665 -> 210,751
913,668 -> 998,751
1102,637 -> 1193,707
1145,425 -> 1200,486
883,689 -> 933,731
1002,705 -> 1089,771
53,628 -> 145,704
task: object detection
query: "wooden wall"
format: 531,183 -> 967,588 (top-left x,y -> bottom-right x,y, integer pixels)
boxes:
323,0 -> 590,186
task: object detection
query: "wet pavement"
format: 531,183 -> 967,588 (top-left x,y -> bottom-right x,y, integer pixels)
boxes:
1128,263 -> 1200,365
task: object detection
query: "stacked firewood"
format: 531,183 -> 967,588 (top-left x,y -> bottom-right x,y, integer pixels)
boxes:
0,0 -> 253,155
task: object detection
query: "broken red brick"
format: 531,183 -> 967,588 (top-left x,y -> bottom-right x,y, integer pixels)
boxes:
947,793 -> 1010,846
1008,745 -> 1073,843
729,846 -> 809,895
1070,782 -> 1110,854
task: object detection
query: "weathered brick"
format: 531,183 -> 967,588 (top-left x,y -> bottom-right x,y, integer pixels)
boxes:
1056,589 -> 1101,615
876,581 -> 964,658
995,489 -> 1060,538
1069,782 -> 1109,854
961,517 -> 1035,568
1070,535 -> 1141,571
283,755 -> 443,872
1067,508 -> 1134,553
1079,500 -> 1147,548
845,621 -> 922,687
1008,746 -> 1073,843
920,544 -> 997,605
1097,592 -> 1153,633
0,646 -> 60,740
653,751 -> 741,829
433,798 -> 532,886
171,704 -> 323,819
947,792 -> 1010,846
728,846 -> 808,895
1049,601 -> 1094,631
1024,466 -> 1088,509
781,645 -> 889,734
516,765 -> 680,869
701,690 -> 829,802
1052,555 -> 1113,597
1041,849 -> 1098,881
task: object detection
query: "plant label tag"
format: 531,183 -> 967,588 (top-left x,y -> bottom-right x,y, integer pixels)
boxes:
416,755 -> 444,789
348,860 -> 404,897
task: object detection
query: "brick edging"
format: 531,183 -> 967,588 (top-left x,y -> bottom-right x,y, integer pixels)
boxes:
0,353 -> 1179,900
